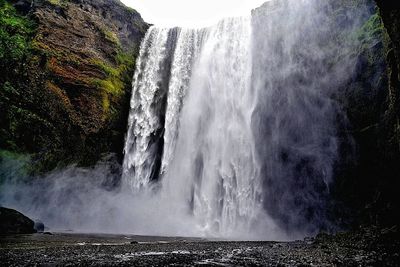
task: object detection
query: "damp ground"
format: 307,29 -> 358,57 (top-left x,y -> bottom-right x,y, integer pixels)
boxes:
0,229 -> 399,266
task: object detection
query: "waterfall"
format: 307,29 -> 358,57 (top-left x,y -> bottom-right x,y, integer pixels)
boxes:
123,17 -> 264,236
122,27 -> 176,189
0,0 -> 381,241
162,17 -> 263,236
122,0 -> 374,238
161,28 -> 205,174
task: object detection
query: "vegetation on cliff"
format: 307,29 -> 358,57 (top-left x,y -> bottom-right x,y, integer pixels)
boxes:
0,0 -> 34,69
0,0 -> 148,173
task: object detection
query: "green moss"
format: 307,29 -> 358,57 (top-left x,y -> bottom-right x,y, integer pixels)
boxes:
115,50 -> 136,95
47,0 -> 68,8
48,0 -> 60,5
125,6 -> 137,14
0,149 -> 31,183
0,150 -> 30,163
356,14 -> 386,44
0,0 -> 35,69
1,81 -> 19,97
102,92 -> 110,115
91,58 -> 119,77
91,50 -> 136,97
101,28 -> 120,45
92,77 -> 124,96
89,49 -> 136,118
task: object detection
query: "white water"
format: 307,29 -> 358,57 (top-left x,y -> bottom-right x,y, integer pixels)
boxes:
123,28 -> 172,190
122,0 -> 372,238
163,17 -> 265,236
122,16 -> 274,238
0,0 -> 375,241
161,28 -> 204,174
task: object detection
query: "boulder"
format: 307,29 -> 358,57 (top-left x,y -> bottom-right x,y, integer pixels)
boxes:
0,207 -> 36,234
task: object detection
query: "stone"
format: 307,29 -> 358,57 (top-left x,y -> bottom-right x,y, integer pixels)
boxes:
0,207 -> 36,234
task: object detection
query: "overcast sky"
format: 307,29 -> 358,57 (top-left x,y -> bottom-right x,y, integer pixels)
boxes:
120,0 -> 267,27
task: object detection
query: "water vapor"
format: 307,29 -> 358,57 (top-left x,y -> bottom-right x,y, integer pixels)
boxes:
0,0 -> 378,240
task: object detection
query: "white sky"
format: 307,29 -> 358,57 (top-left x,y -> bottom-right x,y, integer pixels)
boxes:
120,0 -> 268,28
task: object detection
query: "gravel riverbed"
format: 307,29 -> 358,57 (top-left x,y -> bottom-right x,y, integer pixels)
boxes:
0,228 -> 399,266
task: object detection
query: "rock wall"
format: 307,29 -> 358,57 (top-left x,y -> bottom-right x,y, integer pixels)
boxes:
0,0 -> 148,172
312,0 -> 400,228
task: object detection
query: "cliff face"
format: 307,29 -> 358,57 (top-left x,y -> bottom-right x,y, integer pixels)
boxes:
336,0 -> 400,228
333,0 -> 400,228
363,0 -> 400,227
250,0 -> 400,230
0,0 -> 148,172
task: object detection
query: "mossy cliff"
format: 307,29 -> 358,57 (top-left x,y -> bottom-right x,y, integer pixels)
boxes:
0,0 -> 148,172
332,0 -> 400,228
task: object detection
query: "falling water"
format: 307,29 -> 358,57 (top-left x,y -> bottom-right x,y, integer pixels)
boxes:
123,27 -> 176,189
123,17 -> 265,236
162,17 -> 264,236
121,0 -> 374,238
161,28 -> 205,174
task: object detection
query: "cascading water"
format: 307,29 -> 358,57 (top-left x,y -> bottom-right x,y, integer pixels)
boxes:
162,17 -> 264,237
119,0 -> 373,238
160,28 -> 205,175
123,27 -> 176,189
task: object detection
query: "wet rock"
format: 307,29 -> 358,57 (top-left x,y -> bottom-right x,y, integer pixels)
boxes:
34,220 -> 45,233
0,207 -> 36,234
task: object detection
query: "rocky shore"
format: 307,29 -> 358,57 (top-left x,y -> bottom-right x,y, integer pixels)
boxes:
1,227 -> 399,266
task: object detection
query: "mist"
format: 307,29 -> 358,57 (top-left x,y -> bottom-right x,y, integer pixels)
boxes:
0,0 -> 379,241
251,0 -> 373,234
0,157 -> 201,237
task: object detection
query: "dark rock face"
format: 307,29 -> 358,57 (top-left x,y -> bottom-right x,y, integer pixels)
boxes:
334,0 -> 400,228
0,0 -> 148,172
0,207 -> 36,234
251,0 -> 400,231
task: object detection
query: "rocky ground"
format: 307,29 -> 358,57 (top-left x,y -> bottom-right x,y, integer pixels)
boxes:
0,228 -> 399,266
